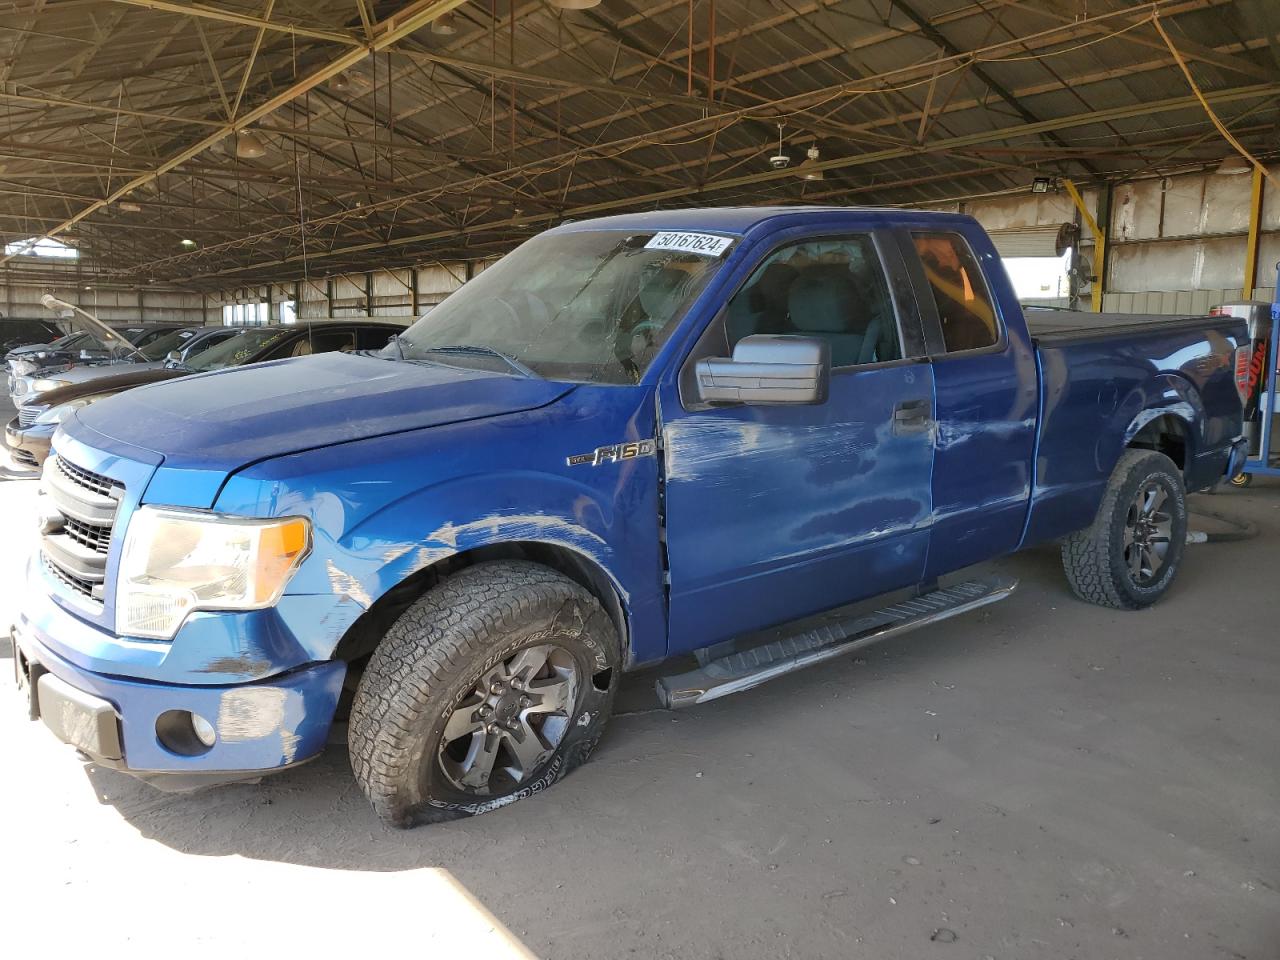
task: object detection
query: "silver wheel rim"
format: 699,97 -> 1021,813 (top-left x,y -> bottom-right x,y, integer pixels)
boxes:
1122,481 -> 1173,587
437,644 -> 581,796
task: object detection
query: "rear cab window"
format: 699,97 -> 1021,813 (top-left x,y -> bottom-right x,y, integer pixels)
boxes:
911,232 -> 1001,353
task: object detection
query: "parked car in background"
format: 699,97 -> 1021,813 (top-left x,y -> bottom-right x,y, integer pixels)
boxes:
6,322 -> 187,403
5,321 -> 403,470
21,325 -> 241,398
0,317 -> 65,354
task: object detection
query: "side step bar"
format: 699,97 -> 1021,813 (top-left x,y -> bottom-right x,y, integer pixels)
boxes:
655,577 -> 1017,709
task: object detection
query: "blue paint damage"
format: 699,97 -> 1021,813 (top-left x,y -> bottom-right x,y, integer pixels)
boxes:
16,206 -> 1247,785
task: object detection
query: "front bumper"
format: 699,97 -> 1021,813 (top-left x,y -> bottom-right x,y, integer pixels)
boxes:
11,617 -> 346,788
5,416 -> 52,470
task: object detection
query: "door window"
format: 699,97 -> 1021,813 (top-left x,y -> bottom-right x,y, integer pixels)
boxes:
725,236 -> 902,368
912,232 -> 1000,352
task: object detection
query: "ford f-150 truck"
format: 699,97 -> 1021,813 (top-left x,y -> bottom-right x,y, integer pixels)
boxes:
11,207 -> 1250,827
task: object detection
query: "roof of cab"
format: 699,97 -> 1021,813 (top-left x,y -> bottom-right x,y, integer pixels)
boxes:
548,205 -> 971,237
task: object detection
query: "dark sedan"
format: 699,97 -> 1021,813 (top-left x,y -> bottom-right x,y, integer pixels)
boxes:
6,321 -> 402,471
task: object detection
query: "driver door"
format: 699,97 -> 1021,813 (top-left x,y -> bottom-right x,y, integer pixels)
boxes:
658,231 -> 936,654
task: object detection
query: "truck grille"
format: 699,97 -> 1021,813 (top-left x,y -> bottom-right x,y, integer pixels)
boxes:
18,405 -> 41,428
39,454 -> 123,604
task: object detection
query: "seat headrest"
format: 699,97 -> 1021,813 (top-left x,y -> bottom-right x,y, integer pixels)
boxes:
638,266 -> 690,320
787,266 -> 856,333
749,261 -> 797,312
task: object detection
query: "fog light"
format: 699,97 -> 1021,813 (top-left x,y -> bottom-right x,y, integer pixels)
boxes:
191,713 -> 216,747
156,709 -> 216,755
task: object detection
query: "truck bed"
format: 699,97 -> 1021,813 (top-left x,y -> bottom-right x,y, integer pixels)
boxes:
1024,307 -> 1227,344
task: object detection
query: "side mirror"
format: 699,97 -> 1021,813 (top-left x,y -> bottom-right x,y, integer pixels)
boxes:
165,351 -> 181,364
695,334 -> 830,405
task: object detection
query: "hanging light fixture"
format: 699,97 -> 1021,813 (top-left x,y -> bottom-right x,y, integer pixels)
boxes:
768,122 -> 790,169
548,0 -> 602,9
180,238 -> 197,248
118,200 -> 141,213
1215,155 -> 1252,176
235,129 -> 267,159
797,145 -> 823,181
330,72 -> 352,93
431,11 -> 458,34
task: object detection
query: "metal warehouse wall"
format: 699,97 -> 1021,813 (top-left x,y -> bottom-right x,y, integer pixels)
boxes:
957,165 -> 1279,313
0,278 -> 205,325
207,258 -> 497,325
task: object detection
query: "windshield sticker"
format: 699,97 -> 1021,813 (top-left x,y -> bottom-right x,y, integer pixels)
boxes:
644,232 -> 733,257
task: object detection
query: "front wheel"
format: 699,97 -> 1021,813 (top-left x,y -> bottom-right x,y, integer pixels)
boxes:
348,561 -> 620,827
1061,450 -> 1188,610
1228,471 -> 1253,489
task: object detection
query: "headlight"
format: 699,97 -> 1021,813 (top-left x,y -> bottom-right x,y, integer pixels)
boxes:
33,394 -> 106,425
32,378 -> 70,393
116,507 -> 311,640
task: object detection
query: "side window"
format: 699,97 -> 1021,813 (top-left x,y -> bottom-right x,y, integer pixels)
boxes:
304,328 -> 357,354
725,235 -> 902,368
911,232 -> 999,352
357,326 -> 397,350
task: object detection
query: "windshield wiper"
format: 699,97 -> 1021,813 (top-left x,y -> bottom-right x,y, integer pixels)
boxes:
417,344 -> 541,379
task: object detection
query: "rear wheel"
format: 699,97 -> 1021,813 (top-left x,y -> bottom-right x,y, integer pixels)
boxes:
348,560 -> 620,827
1061,450 -> 1187,610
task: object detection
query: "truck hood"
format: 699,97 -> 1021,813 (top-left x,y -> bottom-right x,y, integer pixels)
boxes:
72,352 -> 576,472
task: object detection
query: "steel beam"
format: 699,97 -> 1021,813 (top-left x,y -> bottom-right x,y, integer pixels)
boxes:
167,81 -> 1280,280
0,0 -> 471,268
1243,165 -> 1264,299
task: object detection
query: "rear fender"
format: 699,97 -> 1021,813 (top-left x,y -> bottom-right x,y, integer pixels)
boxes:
1115,373 -> 1201,474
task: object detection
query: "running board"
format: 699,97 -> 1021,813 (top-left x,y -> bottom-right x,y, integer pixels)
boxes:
655,577 -> 1018,709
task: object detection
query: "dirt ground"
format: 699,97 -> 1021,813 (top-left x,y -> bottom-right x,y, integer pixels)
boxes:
1,474 -> 1277,959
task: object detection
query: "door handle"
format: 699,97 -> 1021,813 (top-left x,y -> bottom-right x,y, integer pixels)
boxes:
893,398 -> 932,435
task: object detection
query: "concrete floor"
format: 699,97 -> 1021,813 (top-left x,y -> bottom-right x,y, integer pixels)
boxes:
2,476 -> 1277,959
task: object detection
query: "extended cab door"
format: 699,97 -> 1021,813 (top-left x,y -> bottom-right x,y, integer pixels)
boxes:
658,230 -> 936,655
896,226 -> 1038,578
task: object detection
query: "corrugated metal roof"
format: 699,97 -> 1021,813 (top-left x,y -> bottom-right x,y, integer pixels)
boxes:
0,0 -> 1274,288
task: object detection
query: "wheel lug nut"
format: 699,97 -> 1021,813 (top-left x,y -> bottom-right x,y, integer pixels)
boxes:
477,704 -> 492,718
518,696 -> 531,708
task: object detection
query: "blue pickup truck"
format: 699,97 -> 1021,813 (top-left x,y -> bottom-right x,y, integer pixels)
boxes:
11,207 -> 1249,826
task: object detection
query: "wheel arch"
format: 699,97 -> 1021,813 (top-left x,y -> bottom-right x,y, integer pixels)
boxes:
1119,372 -> 1203,480
332,540 -> 632,669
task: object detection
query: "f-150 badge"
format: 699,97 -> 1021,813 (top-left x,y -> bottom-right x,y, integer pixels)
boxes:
567,439 -> 657,467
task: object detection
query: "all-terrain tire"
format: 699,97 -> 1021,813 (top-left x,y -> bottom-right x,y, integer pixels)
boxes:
1061,449 -> 1187,610
348,560 -> 620,827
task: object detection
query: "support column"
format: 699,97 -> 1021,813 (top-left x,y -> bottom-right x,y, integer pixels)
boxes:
1063,178 -> 1106,312
411,267 -> 420,315
1243,165 -> 1264,299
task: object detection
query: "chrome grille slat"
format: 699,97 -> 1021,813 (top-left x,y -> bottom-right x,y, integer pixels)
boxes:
17,406 -> 40,428
40,454 -> 122,605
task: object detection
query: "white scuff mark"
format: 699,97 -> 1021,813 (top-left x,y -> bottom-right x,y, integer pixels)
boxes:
664,417 -> 879,482
380,542 -> 415,564
326,559 -> 374,609
426,514 -> 606,552
217,688 -> 288,742
280,727 -> 302,763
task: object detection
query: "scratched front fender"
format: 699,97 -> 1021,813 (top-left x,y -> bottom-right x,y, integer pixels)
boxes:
214,384 -> 670,663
